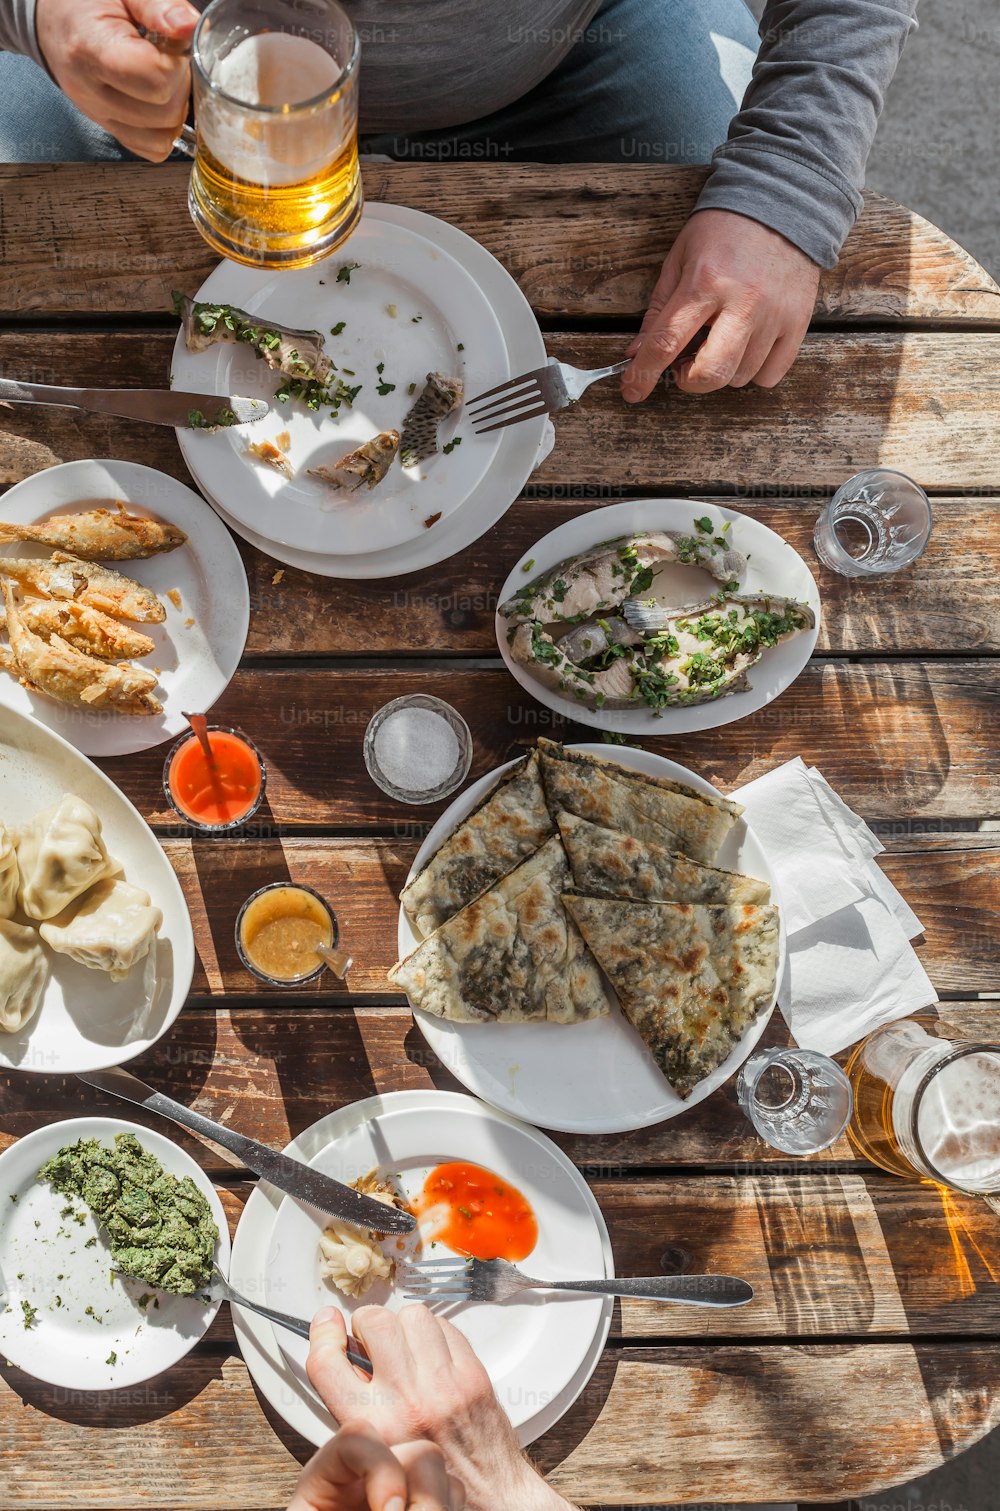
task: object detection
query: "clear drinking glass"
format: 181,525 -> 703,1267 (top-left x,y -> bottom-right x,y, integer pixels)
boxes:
813,468 -> 932,577
845,1016 -> 1000,1198
177,0 -> 362,268
737,1048 -> 853,1155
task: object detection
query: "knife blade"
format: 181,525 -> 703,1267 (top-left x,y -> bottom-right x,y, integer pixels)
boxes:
0,379 -> 268,429
77,1067 -> 415,1235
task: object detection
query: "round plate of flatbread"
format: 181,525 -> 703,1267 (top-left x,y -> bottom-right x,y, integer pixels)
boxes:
394,741 -> 785,1134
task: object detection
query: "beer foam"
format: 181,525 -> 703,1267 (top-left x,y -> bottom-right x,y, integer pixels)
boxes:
213,33 -> 340,108
915,1052 -> 1000,1189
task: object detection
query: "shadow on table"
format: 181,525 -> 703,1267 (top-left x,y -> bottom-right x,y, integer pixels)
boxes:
0,1351 -> 225,1429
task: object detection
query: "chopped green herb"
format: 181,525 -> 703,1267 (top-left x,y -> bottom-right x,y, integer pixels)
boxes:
441,436 -> 462,454
407,381 -> 417,395
106,1352 -> 117,1366
337,263 -> 361,284
456,342 -> 465,351
20,1301 -> 37,1330
694,516 -> 713,534
521,558 -> 535,573
411,314 -> 423,323
330,321 -> 347,336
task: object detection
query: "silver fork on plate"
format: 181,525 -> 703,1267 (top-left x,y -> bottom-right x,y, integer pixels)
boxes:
202,1265 -> 373,1373
399,1257 -> 753,1308
466,358 -> 630,434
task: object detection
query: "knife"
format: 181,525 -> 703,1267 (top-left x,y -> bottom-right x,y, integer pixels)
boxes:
77,1066 -> 416,1235
0,379 -> 268,429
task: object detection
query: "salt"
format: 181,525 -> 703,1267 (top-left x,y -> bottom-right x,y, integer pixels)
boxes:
373,706 -> 460,793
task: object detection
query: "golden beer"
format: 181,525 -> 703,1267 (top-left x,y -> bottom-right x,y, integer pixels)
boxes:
184,0 -> 361,269
845,1016 -> 1000,1195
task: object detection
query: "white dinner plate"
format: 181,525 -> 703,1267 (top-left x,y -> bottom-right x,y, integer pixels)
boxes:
171,202 -> 549,579
230,1092 -> 613,1449
0,1117 -> 230,1390
0,460 -> 250,757
0,707 -> 195,1075
496,499 -> 821,735
264,1093 -> 612,1432
399,745 -> 785,1134
172,210 -> 528,557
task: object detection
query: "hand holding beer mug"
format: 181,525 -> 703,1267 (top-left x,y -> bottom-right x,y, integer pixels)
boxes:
846,1017 -> 1000,1203
172,0 -> 361,268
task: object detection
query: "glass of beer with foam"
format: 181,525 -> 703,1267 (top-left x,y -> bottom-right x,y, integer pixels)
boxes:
845,1016 -> 1000,1198
175,0 -> 361,269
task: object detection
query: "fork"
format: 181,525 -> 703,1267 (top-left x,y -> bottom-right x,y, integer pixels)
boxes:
399,1257 -> 753,1308
466,358 -> 630,434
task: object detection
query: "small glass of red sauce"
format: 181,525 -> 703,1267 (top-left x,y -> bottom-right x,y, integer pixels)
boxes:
162,725 -> 265,834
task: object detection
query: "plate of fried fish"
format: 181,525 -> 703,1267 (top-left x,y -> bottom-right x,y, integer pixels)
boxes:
391,738 -> 784,1134
497,499 -> 821,735
0,459 -> 250,756
171,206 -> 534,560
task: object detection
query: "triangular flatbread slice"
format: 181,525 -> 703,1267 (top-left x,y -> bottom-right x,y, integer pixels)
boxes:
537,738 -> 741,865
400,751 -> 555,938
557,811 -> 770,906
391,837 -> 608,1025
563,894 -> 779,1098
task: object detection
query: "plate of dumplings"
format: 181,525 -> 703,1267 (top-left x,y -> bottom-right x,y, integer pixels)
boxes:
0,705 -> 194,1073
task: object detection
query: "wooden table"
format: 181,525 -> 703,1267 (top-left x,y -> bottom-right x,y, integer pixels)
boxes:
1,162 -> 999,1510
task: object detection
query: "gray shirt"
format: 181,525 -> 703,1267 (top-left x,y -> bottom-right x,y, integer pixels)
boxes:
1,0 -> 917,267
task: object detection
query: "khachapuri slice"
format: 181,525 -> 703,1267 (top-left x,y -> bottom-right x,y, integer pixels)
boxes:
400,750 -> 555,938
557,811 -> 770,907
391,836 -> 608,1025
537,738 -> 741,865
563,894 -> 780,1098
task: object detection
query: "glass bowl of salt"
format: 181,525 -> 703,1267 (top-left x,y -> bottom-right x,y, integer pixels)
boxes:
363,694 -> 473,804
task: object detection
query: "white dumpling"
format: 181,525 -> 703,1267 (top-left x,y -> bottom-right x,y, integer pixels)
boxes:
39,878 -> 162,983
0,824 -> 17,920
16,795 -> 119,922
0,919 -> 48,1032
318,1222 -> 393,1299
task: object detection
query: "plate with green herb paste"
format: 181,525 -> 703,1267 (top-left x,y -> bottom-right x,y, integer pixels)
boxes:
0,1117 -> 229,1389
496,499 -> 820,735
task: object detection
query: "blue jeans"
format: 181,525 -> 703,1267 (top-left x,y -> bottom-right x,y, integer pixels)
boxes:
0,0 -> 758,165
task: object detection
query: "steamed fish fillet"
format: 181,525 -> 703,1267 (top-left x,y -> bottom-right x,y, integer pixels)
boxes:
309,430 -> 400,492
173,292 -> 333,384
2,582 -> 162,715
500,530 -> 748,626
0,598 -> 155,660
0,553 -> 166,623
400,373 -> 463,466
0,501 -> 186,560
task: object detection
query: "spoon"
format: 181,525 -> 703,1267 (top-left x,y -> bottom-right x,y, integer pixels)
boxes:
317,942 -> 353,980
182,710 -> 215,763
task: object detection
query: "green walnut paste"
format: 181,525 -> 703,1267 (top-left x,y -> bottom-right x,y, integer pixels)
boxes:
38,1134 -> 217,1296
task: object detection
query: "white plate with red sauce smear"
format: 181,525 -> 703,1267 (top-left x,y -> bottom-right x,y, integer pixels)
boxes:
263,1093 -> 613,1432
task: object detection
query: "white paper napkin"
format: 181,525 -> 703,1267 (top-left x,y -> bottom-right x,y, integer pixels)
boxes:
734,758 -> 938,1055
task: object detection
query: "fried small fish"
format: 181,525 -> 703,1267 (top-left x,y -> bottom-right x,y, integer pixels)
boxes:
246,439 -> 294,479
2,582 -> 162,716
0,501 -> 187,560
0,599 -> 155,661
0,554 -> 166,624
309,429 -> 400,493
400,373 -> 463,467
173,292 -> 333,384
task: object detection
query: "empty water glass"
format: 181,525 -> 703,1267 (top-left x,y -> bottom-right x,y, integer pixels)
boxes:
737,1048 -> 853,1156
813,468 -> 932,577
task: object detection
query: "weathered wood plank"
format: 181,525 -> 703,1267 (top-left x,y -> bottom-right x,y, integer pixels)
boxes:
233,495 -> 1000,658
2,1004 -> 996,1173
85,664 -> 998,827
4,330 -> 1000,489
0,164 -> 997,326
2,1341 -> 998,1506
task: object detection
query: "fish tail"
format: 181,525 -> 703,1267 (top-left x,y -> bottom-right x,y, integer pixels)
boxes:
0,524 -> 27,544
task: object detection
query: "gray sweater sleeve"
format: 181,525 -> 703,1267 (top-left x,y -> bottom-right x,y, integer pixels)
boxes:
694,0 -> 918,268
0,0 -> 46,67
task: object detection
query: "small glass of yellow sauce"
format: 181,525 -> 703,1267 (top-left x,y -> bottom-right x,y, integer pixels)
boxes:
236,883 -> 338,986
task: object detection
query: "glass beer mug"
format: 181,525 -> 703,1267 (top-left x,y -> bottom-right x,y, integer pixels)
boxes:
173,0 -> 362,268
845,1016 -> 1000,1199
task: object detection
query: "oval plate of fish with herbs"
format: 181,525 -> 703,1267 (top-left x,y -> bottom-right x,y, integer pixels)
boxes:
169,211 -> 517,559
496,499 -> 821,735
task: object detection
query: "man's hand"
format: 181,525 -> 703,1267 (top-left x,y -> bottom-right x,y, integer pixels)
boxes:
306,1306 -> 576,1511
36,0 -> 200,161
622,209 -> 821,399
288,1420 -> 462,1511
